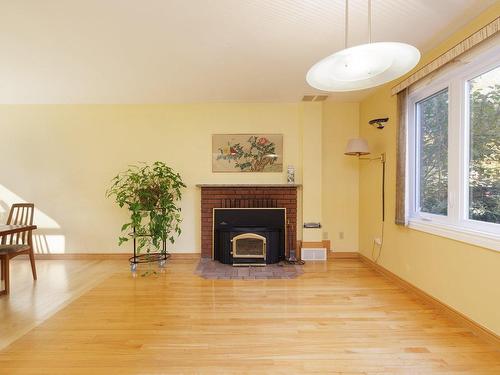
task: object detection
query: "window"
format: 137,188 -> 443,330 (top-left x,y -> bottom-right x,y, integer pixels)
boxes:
467,67 -> 500,225
408,46 -> 500,251
417,89 -> 449,216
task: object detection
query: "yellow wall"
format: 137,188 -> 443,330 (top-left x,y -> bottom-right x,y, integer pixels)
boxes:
322,102 -> 360,251
301,102 -> 323,242
0,104 -> 301,253
0,102 -> 359,255
358,4 -> 500,334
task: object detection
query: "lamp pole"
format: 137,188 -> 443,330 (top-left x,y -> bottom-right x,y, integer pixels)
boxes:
358,153 -> 386,222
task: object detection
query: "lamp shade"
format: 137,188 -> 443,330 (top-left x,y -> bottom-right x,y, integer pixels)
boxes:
345,138 -> 370,156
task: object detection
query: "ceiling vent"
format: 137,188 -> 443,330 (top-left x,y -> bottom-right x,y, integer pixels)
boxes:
301,95 -> 328,102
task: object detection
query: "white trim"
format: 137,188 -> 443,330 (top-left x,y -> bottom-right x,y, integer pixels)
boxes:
408,84 -> 451,221
409,218 -> 500,252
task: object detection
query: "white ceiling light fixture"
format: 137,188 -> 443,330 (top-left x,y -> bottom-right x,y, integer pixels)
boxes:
306,0 -> 420,92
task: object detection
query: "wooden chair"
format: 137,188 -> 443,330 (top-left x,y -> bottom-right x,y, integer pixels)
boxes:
0,203 -> 37,294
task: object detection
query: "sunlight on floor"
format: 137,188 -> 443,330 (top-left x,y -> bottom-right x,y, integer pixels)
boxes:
0,258 -> 124,350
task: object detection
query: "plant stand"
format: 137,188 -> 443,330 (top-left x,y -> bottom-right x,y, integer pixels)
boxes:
129,230 -> 171,272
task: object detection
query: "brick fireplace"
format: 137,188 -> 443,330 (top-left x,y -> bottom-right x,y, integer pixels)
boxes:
197,184 -> 299,258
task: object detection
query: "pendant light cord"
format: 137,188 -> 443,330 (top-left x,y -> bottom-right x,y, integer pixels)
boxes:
344,0 -> 349,49
345,0 -> 372,47
368,0 -> 372,43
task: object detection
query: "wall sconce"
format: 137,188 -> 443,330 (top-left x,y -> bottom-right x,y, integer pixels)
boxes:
369,117 -> 389,129
344,137 -> 386,222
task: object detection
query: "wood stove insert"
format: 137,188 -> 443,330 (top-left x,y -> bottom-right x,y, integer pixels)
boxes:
213,208 -> 285,266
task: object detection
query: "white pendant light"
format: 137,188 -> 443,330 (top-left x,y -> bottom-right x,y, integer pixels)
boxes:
306,0 -> 420,92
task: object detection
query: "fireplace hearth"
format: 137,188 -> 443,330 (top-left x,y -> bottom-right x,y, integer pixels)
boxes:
214,208 -> 286,266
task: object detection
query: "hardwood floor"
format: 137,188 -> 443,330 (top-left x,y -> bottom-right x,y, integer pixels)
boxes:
0,257 -> 499,374
0,258 -> 123,350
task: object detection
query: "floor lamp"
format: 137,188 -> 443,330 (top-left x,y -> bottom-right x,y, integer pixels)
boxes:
344,138 -> 386,222
345,138 -> 386,262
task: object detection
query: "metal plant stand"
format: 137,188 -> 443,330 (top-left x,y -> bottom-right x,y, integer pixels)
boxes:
129,228 -> 171,272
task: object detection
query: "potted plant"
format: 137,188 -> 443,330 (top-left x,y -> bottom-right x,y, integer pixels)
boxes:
106,162 -> 186,271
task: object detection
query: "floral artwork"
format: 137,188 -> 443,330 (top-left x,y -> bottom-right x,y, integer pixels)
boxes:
212,134 -> 283,172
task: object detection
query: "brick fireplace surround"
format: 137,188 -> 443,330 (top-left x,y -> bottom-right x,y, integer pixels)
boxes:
197,184 -> 300,258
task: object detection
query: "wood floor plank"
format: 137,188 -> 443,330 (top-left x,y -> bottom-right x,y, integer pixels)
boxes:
0,257 -> 498,374
0,258 -> 123,350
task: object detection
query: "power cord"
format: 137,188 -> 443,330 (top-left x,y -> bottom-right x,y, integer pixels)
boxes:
283,223 -> 305,265
281,258 -> 305,266
371,221 -> 385,263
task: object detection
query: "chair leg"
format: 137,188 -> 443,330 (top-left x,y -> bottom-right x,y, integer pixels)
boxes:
4,256 -> 10,295
29,249 -> 37,281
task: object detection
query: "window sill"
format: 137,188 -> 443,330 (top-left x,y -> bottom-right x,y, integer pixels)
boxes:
408,218 -> 500,252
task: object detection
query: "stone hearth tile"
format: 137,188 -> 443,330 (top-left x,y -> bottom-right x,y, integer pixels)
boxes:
237,268 -> 250,277
195,260 -> 303,280
203,273 -> 218,278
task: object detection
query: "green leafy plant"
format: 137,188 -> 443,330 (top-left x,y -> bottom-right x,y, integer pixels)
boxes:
106,162 -> 186,254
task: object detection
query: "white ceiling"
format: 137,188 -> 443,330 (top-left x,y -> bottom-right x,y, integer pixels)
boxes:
0,0 -> 495,104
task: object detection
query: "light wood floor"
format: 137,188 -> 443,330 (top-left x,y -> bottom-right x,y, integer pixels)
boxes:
0,258 -> 123,350
0,257 -> 499,374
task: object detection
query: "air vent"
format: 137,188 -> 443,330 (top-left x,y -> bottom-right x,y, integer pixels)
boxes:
301,95 -> 328,102
314,95 -> 328,101
302,95 -> 315,101
301,248 -> 327,261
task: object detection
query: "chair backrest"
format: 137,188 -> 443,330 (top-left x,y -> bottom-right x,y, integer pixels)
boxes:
3,203 -> 35,245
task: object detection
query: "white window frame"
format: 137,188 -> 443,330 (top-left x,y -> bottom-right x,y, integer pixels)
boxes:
407,45 -> 500,252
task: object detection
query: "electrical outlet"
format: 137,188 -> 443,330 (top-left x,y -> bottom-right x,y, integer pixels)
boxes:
339,231 -> 344,240
374,238 -> 382,246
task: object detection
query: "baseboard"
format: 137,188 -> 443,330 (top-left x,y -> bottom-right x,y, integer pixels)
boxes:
34,251 -> 356,261
299,240 -> 331,250
34,253 -> 200,260
329,251 -> 359,259
359,253 -> 500,348
34,253 -> 129,260
169,253 -> 200,260
298,250 -> 359,261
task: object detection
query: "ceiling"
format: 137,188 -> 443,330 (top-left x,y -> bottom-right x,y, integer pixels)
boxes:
0,0 -> 495,104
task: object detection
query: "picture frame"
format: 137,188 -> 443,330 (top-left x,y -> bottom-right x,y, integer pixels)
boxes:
212,134 -> 283,173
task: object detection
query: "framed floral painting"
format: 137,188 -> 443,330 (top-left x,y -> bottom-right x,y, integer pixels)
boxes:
212,134 -> 283,172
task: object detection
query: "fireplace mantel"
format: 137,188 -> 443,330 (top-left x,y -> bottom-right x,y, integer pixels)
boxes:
196,183 -> 302,188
